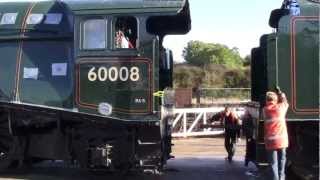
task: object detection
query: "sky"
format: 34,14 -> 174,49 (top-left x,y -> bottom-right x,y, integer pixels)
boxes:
163,0 -> 281,63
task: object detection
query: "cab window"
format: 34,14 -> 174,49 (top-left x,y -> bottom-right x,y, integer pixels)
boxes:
83,19 -> 106,49
114,16 -> 137,49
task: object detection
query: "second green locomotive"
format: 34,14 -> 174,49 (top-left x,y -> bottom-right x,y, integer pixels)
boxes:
251,0 -> 319,179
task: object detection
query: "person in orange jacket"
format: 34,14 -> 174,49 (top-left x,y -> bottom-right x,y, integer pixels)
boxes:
263,87 -> 289,180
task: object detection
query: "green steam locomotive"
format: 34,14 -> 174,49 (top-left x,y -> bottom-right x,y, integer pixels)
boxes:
251,0 -> 319,179
0,0 -> 190,172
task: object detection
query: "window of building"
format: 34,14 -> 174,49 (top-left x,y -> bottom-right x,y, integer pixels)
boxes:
83,19 -> 106,50
114,16 -> 137,49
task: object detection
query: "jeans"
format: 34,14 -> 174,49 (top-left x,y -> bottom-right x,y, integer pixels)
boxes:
245,137 -> 256,166
225,130 -> 237,161
267,148 -> 286,180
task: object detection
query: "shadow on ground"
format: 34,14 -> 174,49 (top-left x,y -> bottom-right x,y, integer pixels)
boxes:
0,156 -> 260,180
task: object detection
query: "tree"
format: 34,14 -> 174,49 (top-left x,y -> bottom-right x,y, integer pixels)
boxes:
224,68 -> 250,88
243,55 -> 251,67
173,64 -> 205,88
183,40 -> 244,68
174,41 -> 251,89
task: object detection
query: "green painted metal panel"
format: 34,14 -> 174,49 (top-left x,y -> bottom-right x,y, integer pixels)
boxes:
266,34 -> 277,90
19,40 -> 73,108
299,0 -> 320,16
257,35 -> 269,104
76,57 -> 152,116
292,19 -> 319,112
250,48 -> 260,102
0,42 -> 19,101
277,16 -> 319,119
139,38 -> 160,117
24,1 -> 73,33
0,2 -> 31,31
67,7 -> 181,15
0,1 -> 73,37
277,16 -> 291,115
63,0 -> 186,13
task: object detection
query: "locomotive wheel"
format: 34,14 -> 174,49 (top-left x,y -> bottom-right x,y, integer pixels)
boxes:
0,112 -> 18,171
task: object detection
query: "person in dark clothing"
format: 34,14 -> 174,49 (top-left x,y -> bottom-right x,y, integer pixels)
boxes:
242,110 -> 256,166
281,0 -> 300,16
220,107 -> 241,163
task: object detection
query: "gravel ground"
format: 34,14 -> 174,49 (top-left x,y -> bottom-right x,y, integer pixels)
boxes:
172,136 -> 246,158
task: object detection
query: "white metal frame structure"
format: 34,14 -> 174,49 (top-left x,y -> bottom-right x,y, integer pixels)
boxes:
171,104 -> 252,137
171,107 -> 225,137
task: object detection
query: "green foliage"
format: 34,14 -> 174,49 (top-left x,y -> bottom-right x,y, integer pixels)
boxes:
243,55 -> 251,67
183,40 -> 243,68
173,64 -> 204,88
173,64 -> 250,89
201,64 -> 227,88
174,40 -> 251,89
200,88 -> 250,100
224,67 -> 251,88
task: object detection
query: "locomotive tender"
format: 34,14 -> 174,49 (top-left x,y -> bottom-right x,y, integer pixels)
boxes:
250,0 -> 319,179
0,0 -> 190,171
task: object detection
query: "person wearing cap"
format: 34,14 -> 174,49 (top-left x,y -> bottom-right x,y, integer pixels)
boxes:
263,88 -> 289,180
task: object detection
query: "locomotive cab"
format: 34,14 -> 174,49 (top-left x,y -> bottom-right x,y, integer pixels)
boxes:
70,0 -> 190,119
67,0 -> 190,169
